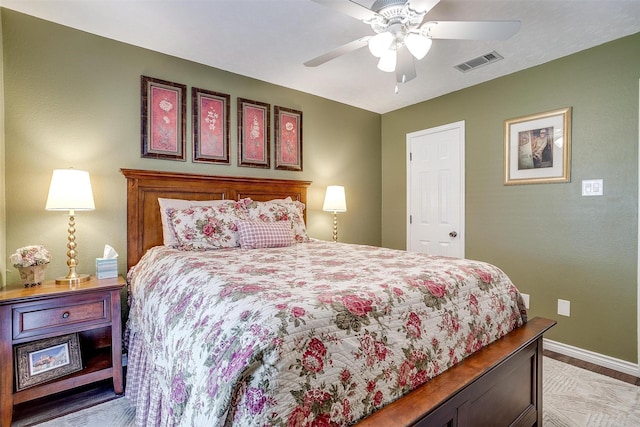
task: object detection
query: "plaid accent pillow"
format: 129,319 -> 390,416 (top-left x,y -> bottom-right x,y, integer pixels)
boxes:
237,221 -> 294,249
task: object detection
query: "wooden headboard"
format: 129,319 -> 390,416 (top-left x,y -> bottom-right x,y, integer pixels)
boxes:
121,169 -> 311,270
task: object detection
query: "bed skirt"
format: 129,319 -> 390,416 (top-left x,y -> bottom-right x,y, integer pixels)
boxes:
126,332 -> 169,426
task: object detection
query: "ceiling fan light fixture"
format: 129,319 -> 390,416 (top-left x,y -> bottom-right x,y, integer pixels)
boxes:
377,48 -> 397,72
405,33 -> 432,60
368,31 -> 394,57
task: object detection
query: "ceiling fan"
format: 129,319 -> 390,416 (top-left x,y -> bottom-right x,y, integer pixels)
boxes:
305,0 -> 521,87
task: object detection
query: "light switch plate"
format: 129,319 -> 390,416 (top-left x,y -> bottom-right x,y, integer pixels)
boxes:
582,179 -> 603,196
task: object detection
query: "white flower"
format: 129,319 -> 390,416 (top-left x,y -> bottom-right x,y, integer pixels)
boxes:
159,99 -> 173,112
205,109 -> 219,132
10,245 -> 51,268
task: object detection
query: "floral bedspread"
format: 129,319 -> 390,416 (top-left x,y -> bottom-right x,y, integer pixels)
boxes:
125,240 -> 527,427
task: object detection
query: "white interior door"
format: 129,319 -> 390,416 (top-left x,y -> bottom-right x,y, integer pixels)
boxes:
407,121 -> 465,257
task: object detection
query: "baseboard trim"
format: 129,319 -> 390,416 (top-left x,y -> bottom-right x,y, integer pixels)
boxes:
544,338 -> 639,377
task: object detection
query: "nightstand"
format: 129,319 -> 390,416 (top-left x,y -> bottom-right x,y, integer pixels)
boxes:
0,276 -> 125,427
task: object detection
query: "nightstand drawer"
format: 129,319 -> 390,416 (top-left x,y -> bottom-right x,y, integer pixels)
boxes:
12,292 -> 111,340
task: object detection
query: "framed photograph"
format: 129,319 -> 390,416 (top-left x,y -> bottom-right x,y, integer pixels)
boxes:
504,107 -> 572,185
141,75 -> 187,161
238,97 -> 270,168
192,87 -> 230,164
15,333 -> 82,391
274,106 -> 303,171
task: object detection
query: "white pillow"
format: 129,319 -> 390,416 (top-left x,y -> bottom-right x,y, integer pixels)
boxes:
158,198 -> 232,246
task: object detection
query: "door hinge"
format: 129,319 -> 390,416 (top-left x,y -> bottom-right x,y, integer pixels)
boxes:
409,152 -> 412,161
409,215 -> 412,224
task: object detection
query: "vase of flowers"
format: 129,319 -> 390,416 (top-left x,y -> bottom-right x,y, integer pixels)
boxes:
10,245 -> 51,287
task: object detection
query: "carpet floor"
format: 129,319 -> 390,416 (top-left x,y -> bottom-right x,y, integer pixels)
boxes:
542,357 -> 640,426
18,357 -> 640,427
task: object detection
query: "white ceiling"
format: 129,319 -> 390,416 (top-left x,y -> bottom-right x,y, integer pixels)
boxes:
2,0 -> 640,114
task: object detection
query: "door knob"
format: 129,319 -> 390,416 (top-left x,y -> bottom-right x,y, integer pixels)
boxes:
449,231 -> 458,238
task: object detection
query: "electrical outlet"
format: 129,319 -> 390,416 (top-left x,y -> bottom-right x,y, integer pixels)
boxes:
521,293 -> 530,309
557,299 -> 571,317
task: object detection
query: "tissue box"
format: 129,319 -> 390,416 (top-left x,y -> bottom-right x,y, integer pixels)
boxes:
95,258 -> 118,279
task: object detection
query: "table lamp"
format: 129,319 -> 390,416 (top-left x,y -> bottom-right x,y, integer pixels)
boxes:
322,185 -> 347,242
45,168 -> 95,284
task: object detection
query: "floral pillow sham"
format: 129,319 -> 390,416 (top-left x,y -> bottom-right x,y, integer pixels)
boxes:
167,202 -> 249,250
245,199 -> 309,243
158,198 -> 231,247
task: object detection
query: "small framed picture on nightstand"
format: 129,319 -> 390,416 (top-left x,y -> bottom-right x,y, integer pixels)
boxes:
14,333 -> 82,391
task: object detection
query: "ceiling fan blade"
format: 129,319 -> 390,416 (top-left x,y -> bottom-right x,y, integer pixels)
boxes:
407,0 -> 440,14
304,36 -> 372,67
310,0 -> 379,21
395,45 -> 416,83
425,20 -> 521,40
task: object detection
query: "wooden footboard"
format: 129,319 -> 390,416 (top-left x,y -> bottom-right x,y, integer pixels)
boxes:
356,317 -> 556,427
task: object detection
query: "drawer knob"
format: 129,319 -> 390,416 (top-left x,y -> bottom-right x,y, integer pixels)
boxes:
62,311 -> 70,319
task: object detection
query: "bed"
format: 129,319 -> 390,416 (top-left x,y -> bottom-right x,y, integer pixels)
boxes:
121,168 -> 555,427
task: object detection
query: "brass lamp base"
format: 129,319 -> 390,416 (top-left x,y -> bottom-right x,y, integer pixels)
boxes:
55,273 -> 91,285
55,212 -> 91,285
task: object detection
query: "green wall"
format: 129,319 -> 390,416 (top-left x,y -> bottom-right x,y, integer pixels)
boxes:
2,10 -> 381,285
382,33 -> 640,363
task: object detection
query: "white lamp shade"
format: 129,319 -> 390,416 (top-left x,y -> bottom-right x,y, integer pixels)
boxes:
377,48 -> 397,72
323,185 -> 347,213
405,34 -> 432,60
45,169 -> 95,211
368,32 -> 394,58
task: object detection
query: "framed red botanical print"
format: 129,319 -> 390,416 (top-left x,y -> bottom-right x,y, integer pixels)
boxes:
141,75 -> 186,161
192,87 -> 230,164
274,106 -> 303,171
238,98 -> 270,168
